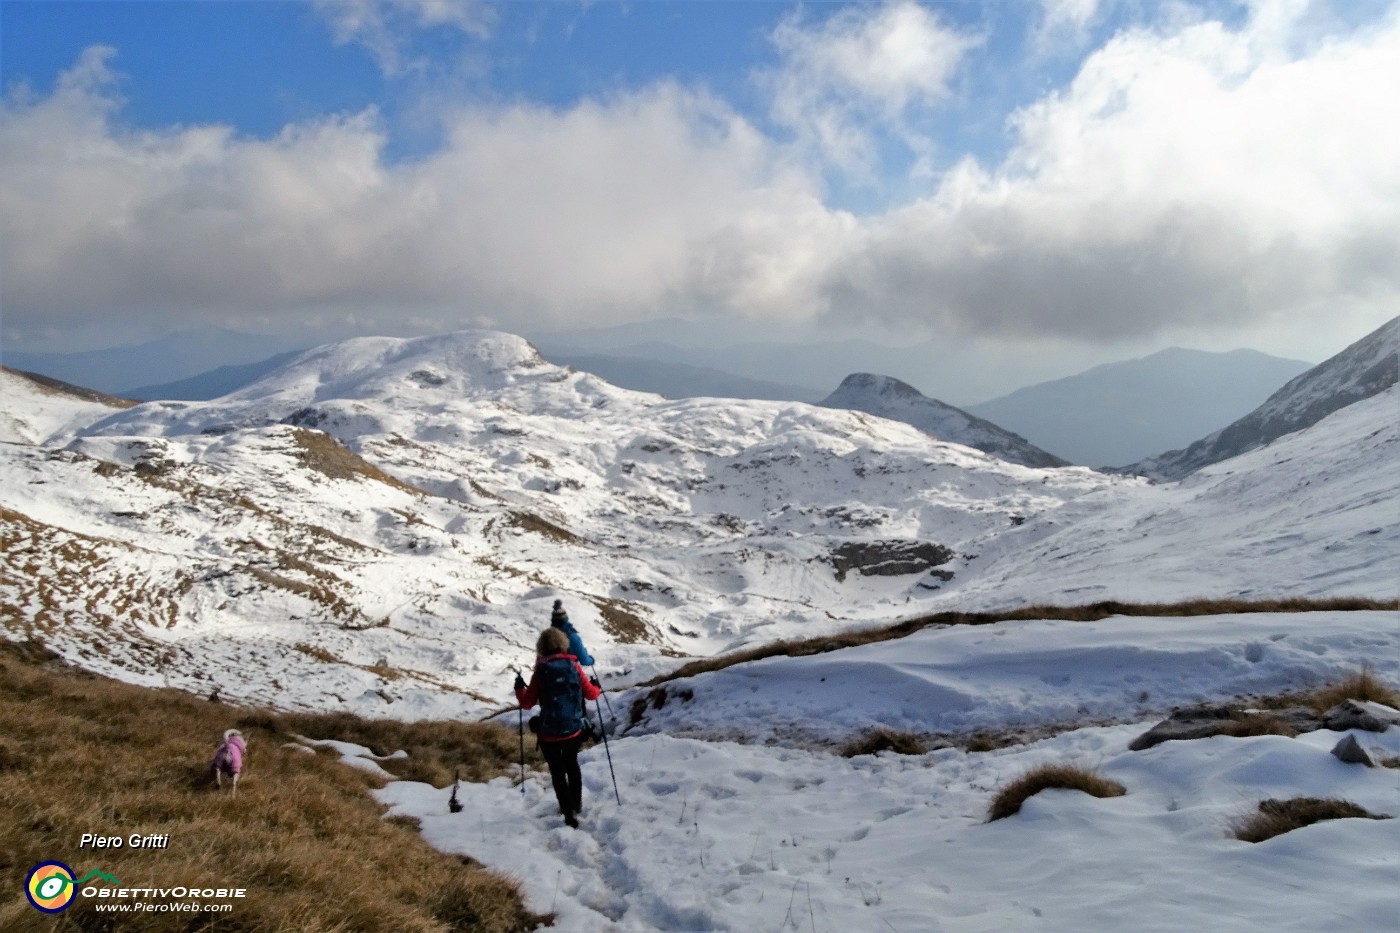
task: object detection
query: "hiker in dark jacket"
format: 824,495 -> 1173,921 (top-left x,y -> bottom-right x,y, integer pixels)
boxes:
550,599 -> 595,667
515,626 -> 601,828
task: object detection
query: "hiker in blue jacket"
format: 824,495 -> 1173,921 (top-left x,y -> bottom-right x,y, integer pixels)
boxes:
515,627 -> 601,828
550,599 -> 595,667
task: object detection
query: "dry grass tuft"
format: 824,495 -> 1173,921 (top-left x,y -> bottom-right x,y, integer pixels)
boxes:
1305,666 -> 1400,713
987,763 -> 1127,822
839,728 -> 926,758
1233,797 -> 1391,843
0,646 -> 546,932
1214,713 -> 1299,740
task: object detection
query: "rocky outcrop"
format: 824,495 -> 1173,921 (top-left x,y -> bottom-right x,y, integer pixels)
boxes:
1129,700 -> 1400,750
1331,734 -> 1375,766
825,540 -> 955,582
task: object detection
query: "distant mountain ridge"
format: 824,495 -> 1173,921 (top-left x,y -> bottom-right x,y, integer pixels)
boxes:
819,373 -> 1068,469
966,347 -> 1313,467
1127,316 -> 1399,480
4,329 -> 297,395
124,350 -> 307,401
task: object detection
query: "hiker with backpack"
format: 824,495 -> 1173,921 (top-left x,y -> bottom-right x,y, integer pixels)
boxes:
550,599 -> 594,667
514,626 -> 601,828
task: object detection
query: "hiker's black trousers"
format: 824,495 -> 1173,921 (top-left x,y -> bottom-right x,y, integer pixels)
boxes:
539,735 -> 585,815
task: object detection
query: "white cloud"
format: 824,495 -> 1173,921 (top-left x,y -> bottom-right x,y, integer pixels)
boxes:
0,55 -> 845,340
764,1 -> 980,178
816,1 -> 1400,342
1029,0 -> 1103,56
3,3 -> 1398,358
313,0 -> 495,75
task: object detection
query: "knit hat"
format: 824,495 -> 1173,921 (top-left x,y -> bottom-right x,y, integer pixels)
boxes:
551,599 -> 567,625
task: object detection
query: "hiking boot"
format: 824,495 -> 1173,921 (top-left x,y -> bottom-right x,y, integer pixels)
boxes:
564,811 -> 579,829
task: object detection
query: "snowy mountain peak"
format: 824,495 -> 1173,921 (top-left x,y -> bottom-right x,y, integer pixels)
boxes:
833,373 -> 924,400
230,330 -> 551,403
820,372 -> 1069,469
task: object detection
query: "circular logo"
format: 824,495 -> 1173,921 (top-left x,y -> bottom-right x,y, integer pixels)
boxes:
26,861 -> 77,913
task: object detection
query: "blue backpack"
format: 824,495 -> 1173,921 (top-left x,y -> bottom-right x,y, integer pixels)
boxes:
537,657 -> 586,738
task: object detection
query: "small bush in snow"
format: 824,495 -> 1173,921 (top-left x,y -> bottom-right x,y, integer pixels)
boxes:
1233,797 -> 1391,843
987,763 -> 1126,822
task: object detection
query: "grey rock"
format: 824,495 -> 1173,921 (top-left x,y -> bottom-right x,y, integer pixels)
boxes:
1322,700 -> 1400,733
1331,734 -> 1375,767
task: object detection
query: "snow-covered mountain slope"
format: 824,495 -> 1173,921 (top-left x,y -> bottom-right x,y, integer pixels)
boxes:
2,331 -> 1123,718
1129,315 -> 1398,480
943,384 -> 1400,608
0,366 -> 135,445
819,373 -> 1068,469
967,346 -> 1313,468
1,329 -> 1394,722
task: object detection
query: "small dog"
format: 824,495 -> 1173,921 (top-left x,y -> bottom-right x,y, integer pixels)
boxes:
210,729 -> 247,796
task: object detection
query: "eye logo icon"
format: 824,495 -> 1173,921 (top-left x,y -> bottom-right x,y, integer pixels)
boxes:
26,861 -> 77,913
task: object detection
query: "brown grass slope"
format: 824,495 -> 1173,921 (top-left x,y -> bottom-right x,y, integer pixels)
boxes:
0,641 -> 547,933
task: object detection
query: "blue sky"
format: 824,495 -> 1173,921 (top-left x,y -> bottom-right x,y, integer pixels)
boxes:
2,0 -> 1398,384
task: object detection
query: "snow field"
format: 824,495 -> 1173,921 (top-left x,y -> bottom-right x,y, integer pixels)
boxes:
365,608 -> 1400,932
376,719 -> 1400,932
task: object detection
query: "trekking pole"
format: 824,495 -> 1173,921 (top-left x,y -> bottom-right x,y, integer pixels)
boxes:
591,666 -> 616,725
515,669 -> 527,796
594,693 -> 622,806
518,704 -> 526,796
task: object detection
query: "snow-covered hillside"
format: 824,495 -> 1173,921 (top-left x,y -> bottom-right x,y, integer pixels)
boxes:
1,329 -> 1395,723
819,373 -> 1067,468
0,367 -> 135,445
1129,315 -> 1398,480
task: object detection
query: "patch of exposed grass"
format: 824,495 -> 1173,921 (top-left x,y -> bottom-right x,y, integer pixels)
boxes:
591,596 -> 651,644
1215,713 -> 1299,739
274,711 -> 542,788
289,427 -> 423,495
839,728 -> 926,758
1233,797 -> 1391,843
505,510 -> 581,545
987,763 -> 1127,822
0,640 -> 546,932
639,597 -> 1397,688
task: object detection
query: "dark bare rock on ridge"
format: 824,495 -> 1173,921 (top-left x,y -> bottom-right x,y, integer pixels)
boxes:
825,539 -> 955,583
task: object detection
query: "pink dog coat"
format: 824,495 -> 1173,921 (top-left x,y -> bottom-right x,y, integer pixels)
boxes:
212,731 -> 245,776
